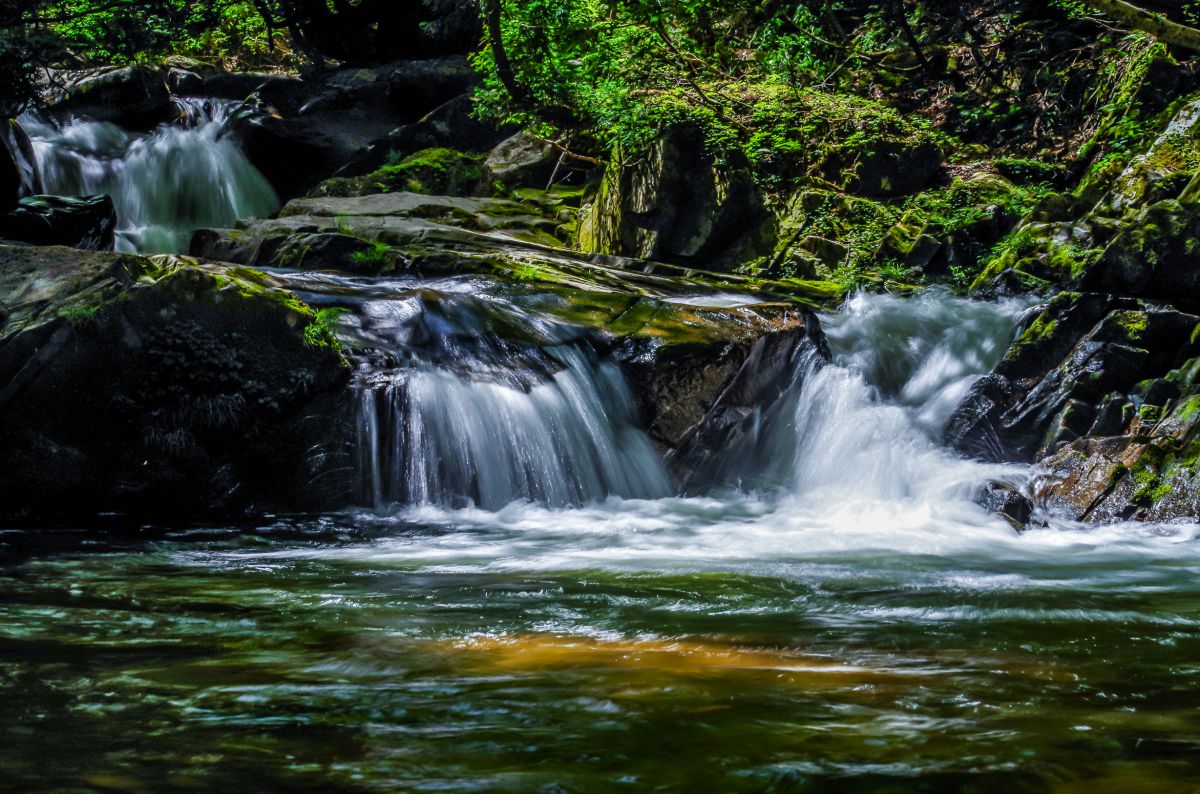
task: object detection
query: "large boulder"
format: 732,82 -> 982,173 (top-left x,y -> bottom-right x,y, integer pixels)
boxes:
1084,199 -> 1200,302
0,245 -> 349,523
232,58 -> 482,198
334,95 -> 514,180
483,132 -> 562,192
579,125 -> 775,271
0,195 -> 116,250
50,66 -> 175,129
311,148 -> 487,199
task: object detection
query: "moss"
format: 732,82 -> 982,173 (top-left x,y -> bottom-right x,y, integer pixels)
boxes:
1011,312 -> 1059,354
58,303 -> 101,324
994,157 -> 1063,185
376,148 -> 485,196
1112,309 -> 1149,342
971,226 -> 1103,291
1076,41 -> 1177,200
136,256 -> 343,352
316,149 -> 486,198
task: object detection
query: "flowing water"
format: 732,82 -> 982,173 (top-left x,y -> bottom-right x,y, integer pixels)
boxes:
6,283 -> 1200,792
22,98 -> 277,253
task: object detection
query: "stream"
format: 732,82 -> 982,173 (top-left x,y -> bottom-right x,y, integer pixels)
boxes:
4,104 -> 1200,794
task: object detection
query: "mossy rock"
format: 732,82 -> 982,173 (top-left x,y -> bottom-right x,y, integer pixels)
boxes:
312,148 -> 487,199
0,244 -> 350,523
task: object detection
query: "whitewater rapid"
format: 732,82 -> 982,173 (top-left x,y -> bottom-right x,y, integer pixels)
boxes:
207,287 -> 1200,575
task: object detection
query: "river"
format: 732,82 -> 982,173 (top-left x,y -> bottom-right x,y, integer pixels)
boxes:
5,103 -> 1200,794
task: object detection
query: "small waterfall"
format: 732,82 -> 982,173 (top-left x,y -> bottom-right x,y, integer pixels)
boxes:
718,290 -> 1030,502
23,98 -> 277,253
343,287 -> 671,510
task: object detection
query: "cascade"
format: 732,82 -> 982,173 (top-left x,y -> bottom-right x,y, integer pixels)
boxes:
23,97 -> 277,254
301,276 -> 674,510
683,289 -> 1032,503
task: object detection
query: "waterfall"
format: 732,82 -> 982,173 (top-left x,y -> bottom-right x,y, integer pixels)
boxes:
23,98 -> 277,254
713,289 -> 1031,502
336,282 -> 1029,513
341,285 -> 672,510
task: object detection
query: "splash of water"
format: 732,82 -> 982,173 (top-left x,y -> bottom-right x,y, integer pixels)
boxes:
23,98 -> 277,253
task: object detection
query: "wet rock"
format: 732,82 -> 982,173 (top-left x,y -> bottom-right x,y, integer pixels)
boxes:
0,245 -> 349,523
579,124 -> 775,271
0,195 -> 116,250
0,118 -> 40,208
976,480 -> 1033,532
946,292 -> 1200,462
664,311 -> 831,490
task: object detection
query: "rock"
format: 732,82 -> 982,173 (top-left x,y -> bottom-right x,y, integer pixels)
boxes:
200,72 -> 302,102
311,148 -> 486,199
335,95 -> 514,180
0,195 -> 117,250
1093,94 -> 1200,216
579,124 -> 775,271
1085,199 -> 1200,302
663,312 -> 830,490
190,189 -> 840,309
50,66 -> 174,129
231,58 -> 482,198
976,480 -> 1033,531
0,118 -> 40,208
947,292 -> 1200,462
828,139 -> 943,198
0,244 -> 349,523
483,133 -> 561,191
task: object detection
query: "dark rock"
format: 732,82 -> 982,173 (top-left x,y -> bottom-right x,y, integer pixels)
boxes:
1086,200 -> 1200,304
0,245 -> 350,523
51,66 -> 174,129
312,148 -> 486,199
977,480 -> 1033,531
946,293 -> 1199,462
231,58 -> 482,199
202,72 -> 302,102
830,139 -> 943,198
656,311 -> 830,490
0,118 -> 40,208
335,95 -> 514,180
580,124 -> 775,271
0,195 -> 116,250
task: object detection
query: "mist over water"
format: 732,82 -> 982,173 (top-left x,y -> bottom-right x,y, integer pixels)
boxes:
23,98 -> 277,253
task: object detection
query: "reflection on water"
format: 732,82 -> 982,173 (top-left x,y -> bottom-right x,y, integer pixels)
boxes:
3,514 -> 1200,792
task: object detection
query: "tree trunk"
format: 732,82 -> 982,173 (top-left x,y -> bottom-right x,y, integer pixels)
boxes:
1087,0 -> 1200,51
482,0 -> 532,105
